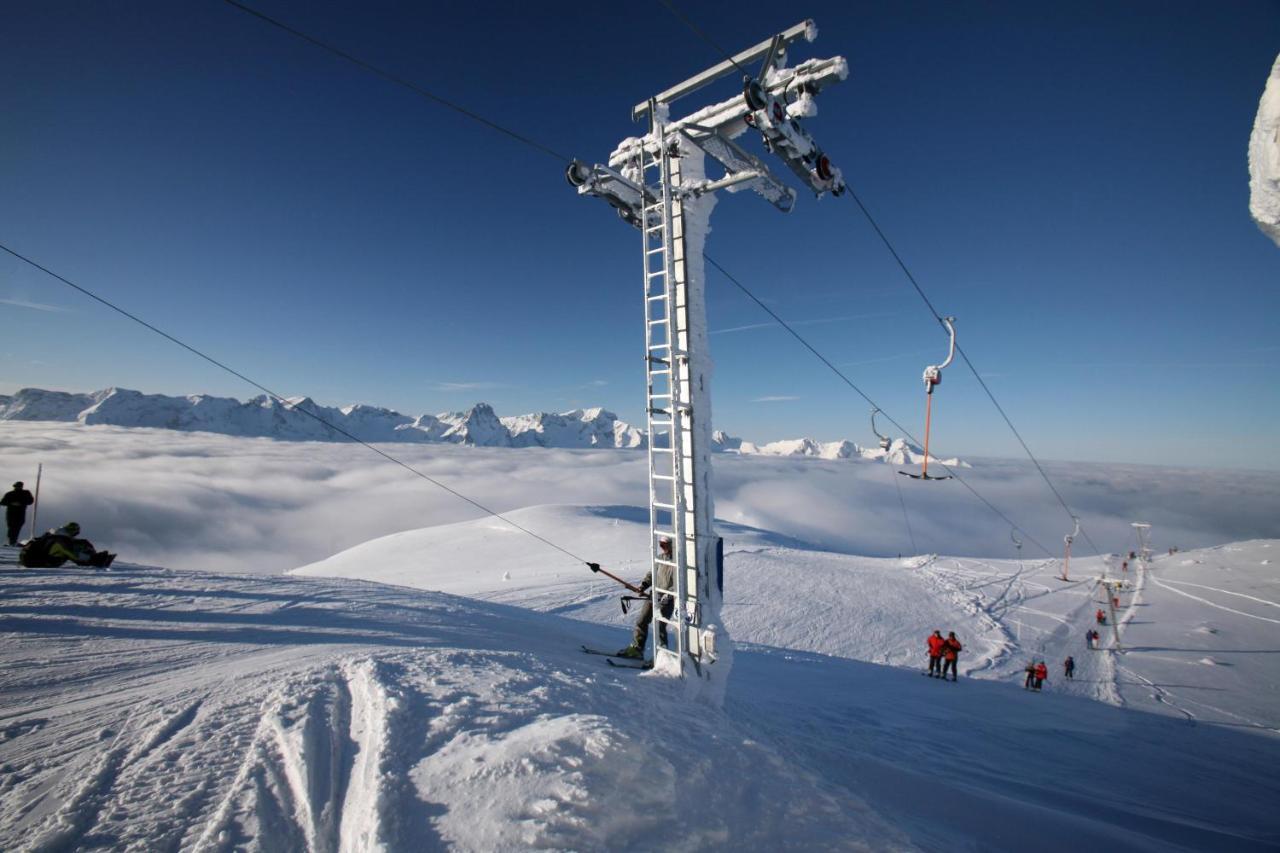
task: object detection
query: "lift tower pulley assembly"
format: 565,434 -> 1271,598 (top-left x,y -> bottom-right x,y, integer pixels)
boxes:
570,21 -> 848,689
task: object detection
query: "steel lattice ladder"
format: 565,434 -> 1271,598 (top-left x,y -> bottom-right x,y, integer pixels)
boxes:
638,118 -> 698,673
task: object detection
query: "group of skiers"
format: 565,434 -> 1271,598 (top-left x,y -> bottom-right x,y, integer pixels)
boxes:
1022,656 -> 1075,691
925,630 -> 963,681
3,479 -> 116,569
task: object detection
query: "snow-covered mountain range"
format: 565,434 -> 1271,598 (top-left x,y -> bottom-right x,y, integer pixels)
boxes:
0,387 -> 961,465
0,387 -> 644,450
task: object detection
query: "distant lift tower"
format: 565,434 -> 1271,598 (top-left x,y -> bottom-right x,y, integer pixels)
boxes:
1132,522 -> 1153,565
569,21 -> 847,689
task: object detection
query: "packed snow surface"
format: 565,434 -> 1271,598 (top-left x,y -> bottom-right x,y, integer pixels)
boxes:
1250,53 -> 1280,247
3,524 -> 1279,850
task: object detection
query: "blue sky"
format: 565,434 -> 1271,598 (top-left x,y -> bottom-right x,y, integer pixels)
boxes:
2,0 -> 1278,469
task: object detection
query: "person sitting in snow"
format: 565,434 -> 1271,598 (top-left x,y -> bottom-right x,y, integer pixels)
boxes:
1064,656 -> 1075,679
940,631 -> 962,681
19,522 -> 115,569
1033,661 -> 1048,690
1095,608 -> 1106,625
616,537 -> 675,660
927,630 -> 946,677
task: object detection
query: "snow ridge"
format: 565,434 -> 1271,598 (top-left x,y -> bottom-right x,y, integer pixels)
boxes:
1,387 -> 966,465
0,388 -> 642,450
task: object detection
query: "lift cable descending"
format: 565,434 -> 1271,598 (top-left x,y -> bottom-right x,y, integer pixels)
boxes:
705,255 -> 1053,558
0,242 -> 595,569
869,409 -> 918,554
219,0 -> 573,165
901,316 -> 956,481
224,0 -> 1062,566
650,0 -> 1102,554
11,2 -> 1063,586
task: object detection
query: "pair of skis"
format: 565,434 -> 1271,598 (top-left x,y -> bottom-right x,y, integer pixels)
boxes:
581,645 -> 652,670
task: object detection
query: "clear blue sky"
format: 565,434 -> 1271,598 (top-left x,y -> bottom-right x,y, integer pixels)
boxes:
2,0 -> 1277,469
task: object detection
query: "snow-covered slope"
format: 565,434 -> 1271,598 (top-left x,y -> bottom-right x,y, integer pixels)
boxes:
1250,53 -> 1280,247
4,528 -> 1279,850
293,505 -> 1280,734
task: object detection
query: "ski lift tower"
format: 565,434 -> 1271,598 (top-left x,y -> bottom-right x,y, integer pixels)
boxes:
569,21 -> 847,693
1132,522 -> 1153,566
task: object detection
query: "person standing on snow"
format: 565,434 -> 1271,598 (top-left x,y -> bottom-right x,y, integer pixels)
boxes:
1033,661 -> 1048,690
927,630 -> 946,677
616,537 -> 675,660
1095,608 -> 1106,625
940,631 -> 962,681
2,481 -> 34,546
1064,656 -> 1075,679
1024,661 -> 1037,690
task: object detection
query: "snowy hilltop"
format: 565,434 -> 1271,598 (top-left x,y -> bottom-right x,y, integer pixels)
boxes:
1250,52 -> 1280,247
0,387 -> 960,465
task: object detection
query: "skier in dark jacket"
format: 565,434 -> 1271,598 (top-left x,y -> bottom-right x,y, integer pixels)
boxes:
1024,661 -> 1036,690
2,481 -> 34,546
19,522 -> 115,568
616,537 -> 675,659
927,630 -> 946,677
941,632 -> 962,681
1064,656 -> 1075,679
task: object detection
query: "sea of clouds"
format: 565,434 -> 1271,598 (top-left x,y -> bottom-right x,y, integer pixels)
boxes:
1,422 -> 1275,574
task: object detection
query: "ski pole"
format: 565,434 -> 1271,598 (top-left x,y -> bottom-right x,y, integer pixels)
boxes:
31,463 -> 42,534
586,562 -> 644,595
619,594 -> 647,615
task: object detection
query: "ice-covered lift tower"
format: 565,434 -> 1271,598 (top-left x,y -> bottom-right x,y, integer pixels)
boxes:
568,21 -> 847,695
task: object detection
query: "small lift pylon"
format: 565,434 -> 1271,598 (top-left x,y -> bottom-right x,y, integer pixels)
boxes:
902,316 -> 956,481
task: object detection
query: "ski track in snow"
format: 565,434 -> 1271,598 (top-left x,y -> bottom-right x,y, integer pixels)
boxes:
3,528 -> 1280,850
1149,575 -> 1280,625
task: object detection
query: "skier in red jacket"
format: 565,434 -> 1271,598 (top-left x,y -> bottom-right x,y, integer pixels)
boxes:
1033,661 -> 1048,690
941,632 -> 962,681
926,630 -> 946,678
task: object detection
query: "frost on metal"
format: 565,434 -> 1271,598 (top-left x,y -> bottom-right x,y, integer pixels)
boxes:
1249,54 -> 1280,248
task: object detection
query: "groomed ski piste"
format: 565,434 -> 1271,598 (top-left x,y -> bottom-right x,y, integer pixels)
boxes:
2,500 -> 1278,851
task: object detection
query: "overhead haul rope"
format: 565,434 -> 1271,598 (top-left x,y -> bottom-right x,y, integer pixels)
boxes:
705,254 -> 1053,558
21,3 -> 1053,570
218,0 -> 573,165
841,188 -> 1103,555
0,241 -> 592,567
655,0 -> 1098,557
